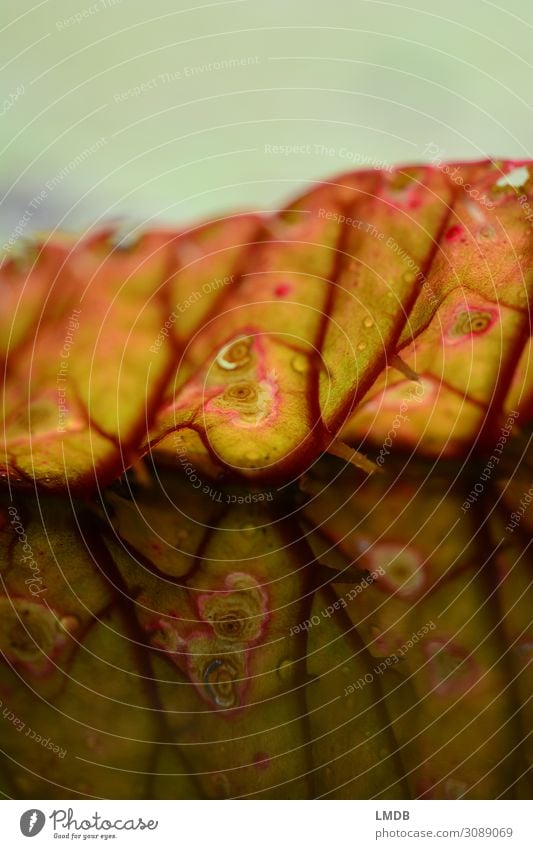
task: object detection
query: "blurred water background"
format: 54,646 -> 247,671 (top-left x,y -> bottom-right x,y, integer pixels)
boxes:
1,0 -> 532,241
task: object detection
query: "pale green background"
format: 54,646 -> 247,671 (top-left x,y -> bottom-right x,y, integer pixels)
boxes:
1,0 -> 532,238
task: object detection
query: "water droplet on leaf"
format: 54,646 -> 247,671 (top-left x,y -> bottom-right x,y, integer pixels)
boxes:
245,450 -> 262,464
59,616 -> 79,634
291,354 -> 309,374
277,658 -> 293,681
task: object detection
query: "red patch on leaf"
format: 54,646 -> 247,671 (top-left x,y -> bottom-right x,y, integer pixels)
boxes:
253,752 -> 271,771
445,224 -> 463,242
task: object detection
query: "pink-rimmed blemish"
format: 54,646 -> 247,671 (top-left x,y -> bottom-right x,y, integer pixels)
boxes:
0,597 -> 72,679
446,306 -> 498,344
146,617 -> 187,655
423,638 -> 481,696
205,378 -> 280,429
197,572 -> 269,644
363,541 -> 426,600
